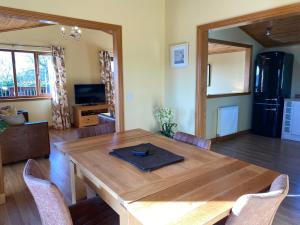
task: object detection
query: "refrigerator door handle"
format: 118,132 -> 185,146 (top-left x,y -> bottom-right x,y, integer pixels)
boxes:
264,108 -> 277,112
255,103 -> 280,106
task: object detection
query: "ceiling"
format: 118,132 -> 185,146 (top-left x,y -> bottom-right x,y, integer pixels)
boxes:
0,14 -> 49,33
208,42 -> 246,55
240,15 -> 300,48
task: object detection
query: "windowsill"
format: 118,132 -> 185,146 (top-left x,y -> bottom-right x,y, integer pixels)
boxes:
207,92 -> 251,99
0,96 -> 52,102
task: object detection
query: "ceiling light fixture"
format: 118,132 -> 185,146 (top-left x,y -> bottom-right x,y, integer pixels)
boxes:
39,20 -> 59,25
265,27 -> 272,37
61,26 -> 82,41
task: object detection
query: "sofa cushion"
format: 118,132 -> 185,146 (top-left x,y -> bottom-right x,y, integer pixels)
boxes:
0,105 -> 17,116
0,114 -> 25,125
0,121 -> 50,164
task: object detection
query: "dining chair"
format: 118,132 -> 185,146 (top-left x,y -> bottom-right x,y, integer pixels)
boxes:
173,131 -> 211,150
77,123 -> 115,138
225,174 -> 289,225
23,159 -> 119,225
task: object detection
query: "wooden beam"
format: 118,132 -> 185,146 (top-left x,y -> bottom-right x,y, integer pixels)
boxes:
209,38 -> 253,48
113,28 -> 125,132
0,6 -> 120,33
195,29 -> 208,138
198,3 -> 300,30
0,24 -> 50,33
208,44 -> 246,55
244,48 -> 253,92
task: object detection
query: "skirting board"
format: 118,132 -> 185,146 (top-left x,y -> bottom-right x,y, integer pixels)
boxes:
211,130 -> 250,143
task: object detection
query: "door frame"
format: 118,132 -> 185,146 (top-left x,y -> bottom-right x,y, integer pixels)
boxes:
0,6 -> 125,132
195,3 -> 300,137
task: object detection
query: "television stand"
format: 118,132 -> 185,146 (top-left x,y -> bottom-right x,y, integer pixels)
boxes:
83,103 -> 98,106
73,104 -> 110,128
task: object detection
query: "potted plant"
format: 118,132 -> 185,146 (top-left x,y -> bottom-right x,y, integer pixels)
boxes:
154,107 -> 177,138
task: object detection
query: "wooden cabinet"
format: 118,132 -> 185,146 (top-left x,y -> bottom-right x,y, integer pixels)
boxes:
73,104 -> 110,128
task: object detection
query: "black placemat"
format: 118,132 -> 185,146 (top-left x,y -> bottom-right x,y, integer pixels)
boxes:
109,143 -> 184,172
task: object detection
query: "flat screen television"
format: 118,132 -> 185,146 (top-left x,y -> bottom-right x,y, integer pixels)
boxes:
74,84 -> 106,105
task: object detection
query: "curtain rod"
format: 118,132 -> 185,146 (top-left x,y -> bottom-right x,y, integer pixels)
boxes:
0,43 -> 51,49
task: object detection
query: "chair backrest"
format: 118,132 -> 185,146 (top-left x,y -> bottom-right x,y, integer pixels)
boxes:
77,123 -> 115,138
225,174 -> 289,225
23,159 -> 73,225
173,131 -> 211,150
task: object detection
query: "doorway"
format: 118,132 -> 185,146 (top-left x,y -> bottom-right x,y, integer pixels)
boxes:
0,6 -> 125,131
195,3 -> 300,137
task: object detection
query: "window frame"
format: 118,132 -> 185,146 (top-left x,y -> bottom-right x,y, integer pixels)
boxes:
0,49 -> 52,101
206,39 -> 253,98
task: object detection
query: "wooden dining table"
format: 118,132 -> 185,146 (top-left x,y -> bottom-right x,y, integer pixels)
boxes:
55,129 -> 280,225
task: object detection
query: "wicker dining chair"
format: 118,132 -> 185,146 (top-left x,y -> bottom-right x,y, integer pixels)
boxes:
225,174 -> 289,225
77,123 -> 115,139
173,131 -> 211,150
23,159 -> 119,225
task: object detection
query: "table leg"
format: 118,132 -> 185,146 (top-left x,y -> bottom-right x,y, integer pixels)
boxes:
120,207 -> 129,225
120,208 -> 143,225
69,160 -> 77,204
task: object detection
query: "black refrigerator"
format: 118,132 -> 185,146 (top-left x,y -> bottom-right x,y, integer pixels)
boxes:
252,51 -> 294,138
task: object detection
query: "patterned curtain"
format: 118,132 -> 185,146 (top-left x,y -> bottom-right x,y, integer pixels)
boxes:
99,51 -> 115,116
51,46 -> 71,130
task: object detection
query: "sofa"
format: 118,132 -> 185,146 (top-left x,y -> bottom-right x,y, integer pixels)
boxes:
98,113 -> 116,125
0,121 -> 50,165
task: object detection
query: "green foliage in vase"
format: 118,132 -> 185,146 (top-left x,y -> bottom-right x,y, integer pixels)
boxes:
154,107 -> 177,138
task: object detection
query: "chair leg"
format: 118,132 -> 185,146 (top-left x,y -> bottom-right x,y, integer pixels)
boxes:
69,161 -> 77,204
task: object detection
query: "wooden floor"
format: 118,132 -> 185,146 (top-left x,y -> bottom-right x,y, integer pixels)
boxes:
213,134 -> 300,225
0,128 -> 81,225
0,130 -> 299,225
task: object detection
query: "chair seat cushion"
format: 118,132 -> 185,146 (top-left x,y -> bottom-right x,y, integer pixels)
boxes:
69,197 -> 119,225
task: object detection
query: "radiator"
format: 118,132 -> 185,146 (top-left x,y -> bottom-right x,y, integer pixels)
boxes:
217,105 -> 239,137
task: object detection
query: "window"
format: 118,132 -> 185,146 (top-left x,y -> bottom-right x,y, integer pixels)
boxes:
0,50 -> 53,100
0,51 -> 14,97
207,39 -> 252,97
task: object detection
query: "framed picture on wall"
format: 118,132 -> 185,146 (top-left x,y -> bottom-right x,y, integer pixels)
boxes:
170,43 -> 189,68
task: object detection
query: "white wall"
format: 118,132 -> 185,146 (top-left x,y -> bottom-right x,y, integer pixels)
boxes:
264,45 -> 300,98
0,25 -> 113,125
208,51 -> 246,95
0,0 -> 166,131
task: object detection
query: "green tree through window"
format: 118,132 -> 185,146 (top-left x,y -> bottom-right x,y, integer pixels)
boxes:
0,50 -> 53,98
0,51 -> 14,97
